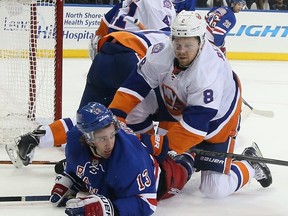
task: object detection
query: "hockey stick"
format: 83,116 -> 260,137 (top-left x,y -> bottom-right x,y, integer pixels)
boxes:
242,98 -> 274,118
0,160 -> 57,165
189,148 -> 288,166
123,16 -> 146,30
0,195 -> 50,202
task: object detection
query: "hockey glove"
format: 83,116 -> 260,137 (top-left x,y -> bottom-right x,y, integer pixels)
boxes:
65,194 -> 114,216
140,134 -> 169,163
88,34 -> 101,60
50,173 -> 83,207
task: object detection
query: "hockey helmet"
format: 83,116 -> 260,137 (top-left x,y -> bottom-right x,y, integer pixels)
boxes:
171,10 -> 206,45
229,0 -> 246,7
76,102 -> 118,142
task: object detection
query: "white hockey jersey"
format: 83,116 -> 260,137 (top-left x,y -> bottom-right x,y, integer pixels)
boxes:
97,0 -> 176,37
110,38 -> 242,154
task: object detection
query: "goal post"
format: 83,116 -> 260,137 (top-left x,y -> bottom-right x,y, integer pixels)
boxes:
0,0 -> 63,144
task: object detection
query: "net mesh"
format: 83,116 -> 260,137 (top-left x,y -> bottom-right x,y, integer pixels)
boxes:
0,0 -> 61,144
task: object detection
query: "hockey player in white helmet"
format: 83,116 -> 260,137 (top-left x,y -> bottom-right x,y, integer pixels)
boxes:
108,10 -> 272,198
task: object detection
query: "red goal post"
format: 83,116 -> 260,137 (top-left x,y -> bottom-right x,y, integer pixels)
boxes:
0,0 -> 63,144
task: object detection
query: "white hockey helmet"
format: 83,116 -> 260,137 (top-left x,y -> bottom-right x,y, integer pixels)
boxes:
171,10 -> 206,45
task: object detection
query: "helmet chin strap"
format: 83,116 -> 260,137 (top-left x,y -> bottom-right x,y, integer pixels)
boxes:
88,143 -> 102,158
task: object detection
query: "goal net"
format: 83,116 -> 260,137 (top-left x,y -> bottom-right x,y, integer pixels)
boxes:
0,0 -> 63,144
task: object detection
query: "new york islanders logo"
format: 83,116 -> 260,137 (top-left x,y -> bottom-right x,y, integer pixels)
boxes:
162,84 -> 186,116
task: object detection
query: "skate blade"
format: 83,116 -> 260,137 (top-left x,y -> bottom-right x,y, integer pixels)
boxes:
251,142 -> 264,158
5,144 -> 23,168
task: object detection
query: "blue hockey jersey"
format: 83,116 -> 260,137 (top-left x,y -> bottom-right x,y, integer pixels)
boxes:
205,6 -> 237,47
65,126 -> 160,215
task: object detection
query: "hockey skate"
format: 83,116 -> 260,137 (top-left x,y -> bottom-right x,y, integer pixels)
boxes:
5,125 -> 45,168
242,142 -> 272,188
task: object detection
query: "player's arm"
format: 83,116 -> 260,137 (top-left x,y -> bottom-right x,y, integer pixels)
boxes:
65,182 -> 156,216
96,2 -> 123,37
112,192 -> 157,215
109,73 -> 151,122
65,148 -> 158,216
212,11 -> 236,49
109,55 -> 155,122
89,2 -> 125,60
109,40 -> 168,121
139,133 -> 170,163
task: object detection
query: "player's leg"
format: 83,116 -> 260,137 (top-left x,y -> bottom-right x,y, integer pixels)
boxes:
47,43 -> 139,148
193,138 -> 248,198
6,42 -> 140,167
194,139 -> 272,198
5,125 -> 45,167
5,118 -> 74,167
241,142 -> 272,188
79,42 -> 139,108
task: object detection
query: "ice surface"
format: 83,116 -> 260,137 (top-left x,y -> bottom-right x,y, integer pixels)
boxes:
1,59 -> 287,216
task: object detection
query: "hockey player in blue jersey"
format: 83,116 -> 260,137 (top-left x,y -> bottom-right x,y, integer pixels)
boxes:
205,0 -> 246,55
49,102 -> 194,216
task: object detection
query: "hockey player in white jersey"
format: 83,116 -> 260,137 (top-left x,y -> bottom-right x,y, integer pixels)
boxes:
89,0 -> 176,59
99,0 -> 176,33
108,10 -> 272,198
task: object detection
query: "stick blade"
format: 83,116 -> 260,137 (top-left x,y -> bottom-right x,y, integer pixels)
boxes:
252,109 -> 274,118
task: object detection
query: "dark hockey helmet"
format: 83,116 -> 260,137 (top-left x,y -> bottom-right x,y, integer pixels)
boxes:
229,0 -> 246,8
76,102 -> 119,143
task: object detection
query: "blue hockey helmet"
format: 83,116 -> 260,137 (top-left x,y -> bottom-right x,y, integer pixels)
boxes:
76,102 -> 118,142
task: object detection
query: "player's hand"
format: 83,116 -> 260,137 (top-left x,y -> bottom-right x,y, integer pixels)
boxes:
50,173 -> 80,207
65,194 -> 114,216
88,34 -> 101,60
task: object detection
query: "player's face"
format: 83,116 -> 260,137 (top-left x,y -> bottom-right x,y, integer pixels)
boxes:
173,37 -> 200,67
91,124 -> 117,159
232,3 -> 245,13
